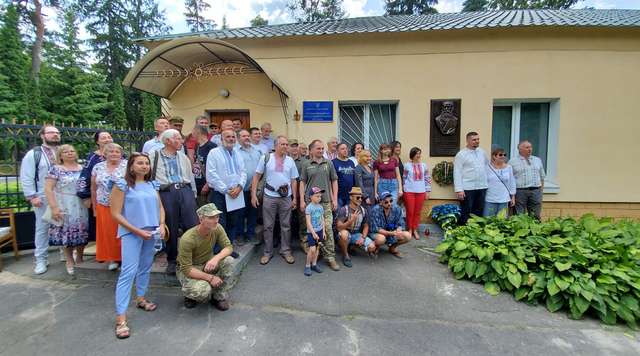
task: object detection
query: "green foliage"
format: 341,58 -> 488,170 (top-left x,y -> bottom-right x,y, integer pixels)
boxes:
184,0 -> 216,32
384,0 -> 438,15
487,0 -> 581,9
437,214 -> 640,328
462,0 -> 488,11
141,93 -> 161,131
110,80 -> 127,128
0,4 -> 29,119
250,14 -> 269,27
288,0 -> 346,22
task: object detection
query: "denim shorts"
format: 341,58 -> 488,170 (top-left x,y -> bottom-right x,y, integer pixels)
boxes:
307,230 -> 325,247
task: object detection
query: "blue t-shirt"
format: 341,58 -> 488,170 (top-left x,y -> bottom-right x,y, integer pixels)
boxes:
332,158 -> 355,204
305,202 -> 324,232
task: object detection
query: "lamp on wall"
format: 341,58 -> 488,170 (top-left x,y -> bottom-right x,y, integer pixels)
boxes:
219,88 -> 230,98
294,110 -> 300,121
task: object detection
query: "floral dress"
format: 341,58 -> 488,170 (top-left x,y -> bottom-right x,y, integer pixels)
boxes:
47,166 -> 88,247
92,160 -> 127,206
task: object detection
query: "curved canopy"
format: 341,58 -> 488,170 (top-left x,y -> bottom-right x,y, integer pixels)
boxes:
123,37 -> 287,99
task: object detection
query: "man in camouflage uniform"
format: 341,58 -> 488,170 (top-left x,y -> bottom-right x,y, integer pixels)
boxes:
299,139 -> 340,271
288,139 -> 308,252
177,203 -> 234,310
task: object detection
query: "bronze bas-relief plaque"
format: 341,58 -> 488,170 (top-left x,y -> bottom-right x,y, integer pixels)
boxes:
430,99 -> 461,157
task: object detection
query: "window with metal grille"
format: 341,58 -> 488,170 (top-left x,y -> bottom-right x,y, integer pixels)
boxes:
339,103 -> 397,158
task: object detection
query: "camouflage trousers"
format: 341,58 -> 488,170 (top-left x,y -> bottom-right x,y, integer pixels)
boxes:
176,256 -> 233,303
299,202 -> 336,261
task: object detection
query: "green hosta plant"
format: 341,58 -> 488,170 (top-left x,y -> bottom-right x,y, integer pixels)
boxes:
436,214 -> 640,328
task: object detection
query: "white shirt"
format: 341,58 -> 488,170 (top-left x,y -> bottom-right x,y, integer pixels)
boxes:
453,147 -> 489,192
251,142 -> 270,156
142,137 -> 164,153
205,146 -> 247,194
402,162 -> 432,193
485,164 -> 516,203
255,153 -> 299,198
509,155 -> 546,189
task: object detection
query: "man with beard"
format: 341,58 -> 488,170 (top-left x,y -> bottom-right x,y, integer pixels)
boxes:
20,125 -> 61,274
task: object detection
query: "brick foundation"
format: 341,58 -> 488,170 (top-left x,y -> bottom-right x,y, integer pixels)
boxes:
418,200 -> 640,223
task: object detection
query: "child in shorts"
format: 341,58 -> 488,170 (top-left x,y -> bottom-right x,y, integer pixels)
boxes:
304,187 -> 325,276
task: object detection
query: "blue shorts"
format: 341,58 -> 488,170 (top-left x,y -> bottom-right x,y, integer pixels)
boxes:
307,230 -> 325,247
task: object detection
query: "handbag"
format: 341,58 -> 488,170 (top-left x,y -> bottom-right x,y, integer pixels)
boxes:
42,205 -> 63,227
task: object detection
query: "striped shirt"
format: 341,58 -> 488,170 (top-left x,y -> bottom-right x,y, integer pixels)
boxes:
509,155 -> 546,189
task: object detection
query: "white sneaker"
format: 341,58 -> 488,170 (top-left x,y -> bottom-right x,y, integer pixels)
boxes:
34,261 -> 48,275
108,262 -> 119,271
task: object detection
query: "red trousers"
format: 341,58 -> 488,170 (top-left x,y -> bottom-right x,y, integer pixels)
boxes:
403,192 -> 426,230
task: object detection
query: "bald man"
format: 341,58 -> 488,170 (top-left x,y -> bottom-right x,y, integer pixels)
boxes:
210,119 -> 234,146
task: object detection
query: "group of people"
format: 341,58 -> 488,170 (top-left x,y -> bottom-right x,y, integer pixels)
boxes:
453,131 -> 546,224
18,118 -> 544,339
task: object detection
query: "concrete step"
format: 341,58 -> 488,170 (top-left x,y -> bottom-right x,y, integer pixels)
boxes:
74,242 -> 259,288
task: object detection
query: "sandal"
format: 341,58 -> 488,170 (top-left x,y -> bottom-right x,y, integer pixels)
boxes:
389,248 -> 403,259
136,299 -> 157,312
115,320 -> 130,339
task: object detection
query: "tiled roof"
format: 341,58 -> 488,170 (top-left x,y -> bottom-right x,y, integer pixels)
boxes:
138,9 -> 640,43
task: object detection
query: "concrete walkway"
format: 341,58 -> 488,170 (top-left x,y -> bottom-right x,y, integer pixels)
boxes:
0,227 -> 638,355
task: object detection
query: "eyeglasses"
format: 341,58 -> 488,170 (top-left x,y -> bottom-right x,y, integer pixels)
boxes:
352,195 -> 362,200
496,153 -> 506,157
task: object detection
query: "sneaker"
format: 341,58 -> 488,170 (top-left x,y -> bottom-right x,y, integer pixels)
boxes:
327,260 -> 340,271
108,262 -> 120,271
311,264 -> 323,273
166,262 -> 177,275
211,298 -> 230,311
304,266 -> 312,276
34,261 -> 48,275
342,257 -> 353,268
231,251 -> 240,259
184,297 -> 197,309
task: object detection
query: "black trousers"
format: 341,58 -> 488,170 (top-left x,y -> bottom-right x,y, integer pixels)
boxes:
159,185 -> 199,263
460,189 -> 487,225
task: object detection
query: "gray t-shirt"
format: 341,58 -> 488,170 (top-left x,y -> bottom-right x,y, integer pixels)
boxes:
336,205 -> 366,233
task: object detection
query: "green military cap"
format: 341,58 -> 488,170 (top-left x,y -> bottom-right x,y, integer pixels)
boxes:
169,116 -> 184,124
289,139 -> 298,146
196,203 -> 222,217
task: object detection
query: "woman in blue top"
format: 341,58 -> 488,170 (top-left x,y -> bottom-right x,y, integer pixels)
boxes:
110,153 -> 165,339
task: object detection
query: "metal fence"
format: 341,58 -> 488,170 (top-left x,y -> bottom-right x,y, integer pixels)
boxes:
0,119 -> 155,211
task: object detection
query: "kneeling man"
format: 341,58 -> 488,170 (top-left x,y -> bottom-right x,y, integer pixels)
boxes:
368,191 -> 411,258
177,203 -> 233,310
336,187 -> 375,267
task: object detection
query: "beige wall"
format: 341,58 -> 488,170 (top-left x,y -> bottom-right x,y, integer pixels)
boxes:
157,27 -> 640,203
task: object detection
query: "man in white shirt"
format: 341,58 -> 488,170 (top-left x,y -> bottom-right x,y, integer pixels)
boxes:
250,127 -> 269,155
206,129 -> 246,246
236,129 -> 261,245
453,131 -> 489,224
323,136 -> 338,160
509,140 -> 546,220
251,136 -> 299,265
210,119 -> 234,146
142,116 -> 169,153
20,125 -> 60,274
259,122 -> 274,152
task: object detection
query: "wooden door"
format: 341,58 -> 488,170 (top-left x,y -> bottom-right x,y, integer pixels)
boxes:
210,111 -> 250,130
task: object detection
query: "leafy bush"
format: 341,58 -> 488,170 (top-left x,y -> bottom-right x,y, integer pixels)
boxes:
436,214 -> 640,328
430,204 -> 460,231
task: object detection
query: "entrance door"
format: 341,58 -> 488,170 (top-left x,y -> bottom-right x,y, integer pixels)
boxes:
210,111 -> 250,130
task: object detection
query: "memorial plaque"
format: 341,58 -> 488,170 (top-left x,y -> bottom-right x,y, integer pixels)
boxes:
430,99 -> 461,157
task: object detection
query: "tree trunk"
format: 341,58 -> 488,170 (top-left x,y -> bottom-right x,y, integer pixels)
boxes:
30,0 -> 44,84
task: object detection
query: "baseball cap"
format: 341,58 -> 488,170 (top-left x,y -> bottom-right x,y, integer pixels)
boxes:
196,203 -> 222,217
379,191 -> 393,200
308,186 -> 325,197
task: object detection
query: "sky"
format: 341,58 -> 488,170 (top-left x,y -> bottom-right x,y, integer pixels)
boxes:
159,0 -> 640,34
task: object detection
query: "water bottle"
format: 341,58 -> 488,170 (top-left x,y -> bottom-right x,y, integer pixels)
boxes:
152,227 -> 163,253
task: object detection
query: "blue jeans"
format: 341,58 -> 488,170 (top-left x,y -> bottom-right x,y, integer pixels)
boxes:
115,233 -> 156,315
377,178 -> 398,204
241,190 -> 257,241
483,202 -> 509,217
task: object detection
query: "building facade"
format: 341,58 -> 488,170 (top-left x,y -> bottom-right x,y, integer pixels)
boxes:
125,9 -> 640,220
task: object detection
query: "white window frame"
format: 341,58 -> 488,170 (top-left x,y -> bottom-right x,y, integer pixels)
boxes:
338,101 -> 399,151
493,99 -> 560,194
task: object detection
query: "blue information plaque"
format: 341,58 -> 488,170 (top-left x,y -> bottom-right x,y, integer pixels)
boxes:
303,101 -> 333,122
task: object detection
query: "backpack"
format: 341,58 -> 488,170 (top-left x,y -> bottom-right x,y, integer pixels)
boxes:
255,153 -> 271,204
33,146 -> 43,193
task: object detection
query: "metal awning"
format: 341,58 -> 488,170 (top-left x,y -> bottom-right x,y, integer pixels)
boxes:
123,37 -> 288,99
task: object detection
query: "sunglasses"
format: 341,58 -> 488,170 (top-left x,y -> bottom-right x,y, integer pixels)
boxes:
352,195 -> 362,200
382,199 -> 393,204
